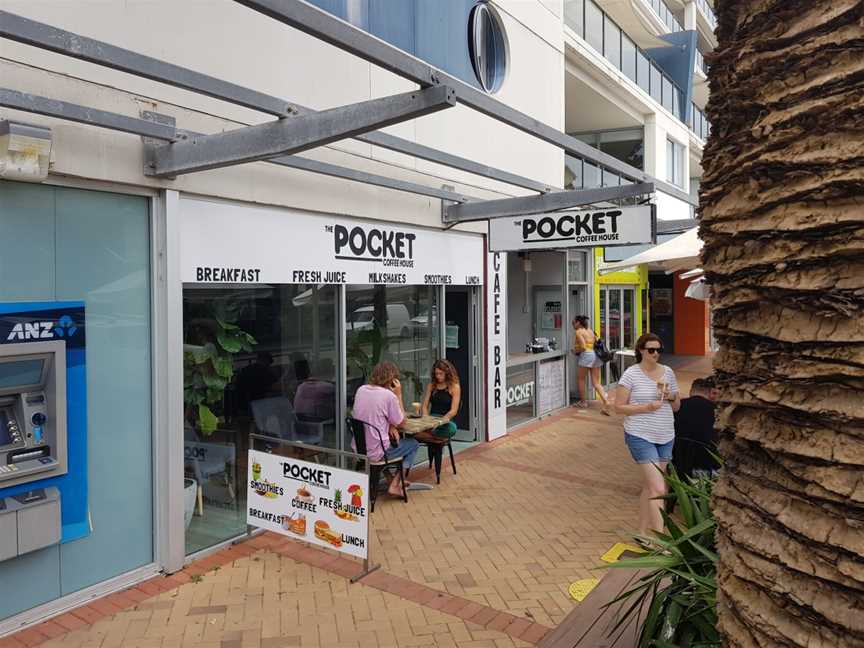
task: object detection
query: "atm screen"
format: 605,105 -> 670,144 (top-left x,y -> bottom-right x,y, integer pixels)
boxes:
0,359 -> 44,389
0,409 -> 11,447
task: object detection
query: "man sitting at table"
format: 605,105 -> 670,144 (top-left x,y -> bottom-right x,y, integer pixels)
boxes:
352,361 -> 419,498
672,377 -> 720,479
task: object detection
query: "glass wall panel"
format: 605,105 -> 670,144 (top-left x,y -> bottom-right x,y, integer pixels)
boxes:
609,288 -> 622,349
564,0 -> 584,37
603,16 -> 621,69
662,76 -> 673,112
650,64 -> 663,103
599,288 -> 607,342
602,169 -> 621,187
564,155 -> 584,190
585,0 -> 603,52
583,162 -> 601,188
568,251 -> 588,283
182,284 -> 338,555
505,364 -> 535,428
621,34 -> 637,82
623,289 -> 634,348
345,285 -> 439,412
636,51 -> 650,95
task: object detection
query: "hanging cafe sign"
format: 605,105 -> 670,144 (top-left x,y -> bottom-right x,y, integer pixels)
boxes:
488,204 -> 656,252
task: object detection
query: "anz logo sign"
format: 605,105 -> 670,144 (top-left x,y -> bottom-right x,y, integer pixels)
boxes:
6,315 -> 78,341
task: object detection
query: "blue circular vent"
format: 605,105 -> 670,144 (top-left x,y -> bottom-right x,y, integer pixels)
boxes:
468,2 -> 508,93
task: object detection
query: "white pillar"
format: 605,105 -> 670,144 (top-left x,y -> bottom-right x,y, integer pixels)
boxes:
684,2 -> 697,30
643,115 -> 665,180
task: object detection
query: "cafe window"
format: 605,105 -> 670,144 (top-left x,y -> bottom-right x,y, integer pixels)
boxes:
568,251 -> 588,283
345,285 -> 440,413
182,284 -> 338,555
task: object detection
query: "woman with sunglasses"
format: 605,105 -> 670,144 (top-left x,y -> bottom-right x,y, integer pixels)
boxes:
614,333 -> 681,539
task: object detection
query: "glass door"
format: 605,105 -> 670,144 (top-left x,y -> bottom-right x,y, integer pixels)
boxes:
599,285 -> 637,382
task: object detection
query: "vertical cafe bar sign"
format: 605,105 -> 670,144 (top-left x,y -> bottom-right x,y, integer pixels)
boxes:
246,450 -> 370,559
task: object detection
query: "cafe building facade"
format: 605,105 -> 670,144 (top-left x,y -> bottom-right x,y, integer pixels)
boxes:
0,0 -> 690,634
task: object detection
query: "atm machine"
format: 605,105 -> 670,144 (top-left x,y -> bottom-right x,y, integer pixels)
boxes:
0,340 -> 66,562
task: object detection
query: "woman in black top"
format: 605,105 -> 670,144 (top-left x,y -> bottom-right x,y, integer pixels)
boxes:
416,359 -> 461,443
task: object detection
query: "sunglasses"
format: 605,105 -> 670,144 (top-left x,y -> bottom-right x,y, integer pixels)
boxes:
643,347 -> 663,354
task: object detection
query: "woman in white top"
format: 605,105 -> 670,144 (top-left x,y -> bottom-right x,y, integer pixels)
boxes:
614,333 -> 681,538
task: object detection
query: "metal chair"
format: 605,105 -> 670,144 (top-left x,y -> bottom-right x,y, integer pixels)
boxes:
250,396 -> 325,446
346,417 -> 407,512
418,397 -> 461,484
420,431 -> 457,484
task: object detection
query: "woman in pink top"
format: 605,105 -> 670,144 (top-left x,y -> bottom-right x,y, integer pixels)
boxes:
352,362 -> 419,497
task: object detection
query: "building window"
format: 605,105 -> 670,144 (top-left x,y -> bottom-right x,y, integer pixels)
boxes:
346,285 -> 440,409
468,2 -> 508,93
182,284 -> 339,555
666,138 -> 685,188
572,128 -> 644,170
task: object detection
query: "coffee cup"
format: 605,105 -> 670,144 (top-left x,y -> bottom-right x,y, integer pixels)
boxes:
411,402 -> 421,415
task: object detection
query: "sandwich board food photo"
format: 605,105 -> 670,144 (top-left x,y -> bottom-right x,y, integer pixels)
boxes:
246,449 -> 370,559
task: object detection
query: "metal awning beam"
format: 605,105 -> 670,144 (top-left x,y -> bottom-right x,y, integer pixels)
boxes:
146,86 -> 456,177
274,156 -> 473,202
0,10 -> 551,193
0,87 -> 473,202
0,88 -> 180,140
233,0 -> 696,206
445,183 -> 654,223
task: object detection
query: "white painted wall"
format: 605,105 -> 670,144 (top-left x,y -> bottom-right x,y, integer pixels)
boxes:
0,0 -> 564,230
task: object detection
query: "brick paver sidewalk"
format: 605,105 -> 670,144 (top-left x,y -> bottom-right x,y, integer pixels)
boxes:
1,358 -> 713,648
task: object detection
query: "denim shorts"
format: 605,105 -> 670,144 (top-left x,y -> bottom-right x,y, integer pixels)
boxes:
577,350 -> 602,368
625,433 -> 674,464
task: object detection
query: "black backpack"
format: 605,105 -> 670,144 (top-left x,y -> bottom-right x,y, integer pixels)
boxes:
594,334 -> 614,364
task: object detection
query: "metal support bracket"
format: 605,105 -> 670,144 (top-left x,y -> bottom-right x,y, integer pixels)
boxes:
140,110 -> 178,178
443,183 -> 655,223
146,86 -> 457,177
439,184 -> 461,230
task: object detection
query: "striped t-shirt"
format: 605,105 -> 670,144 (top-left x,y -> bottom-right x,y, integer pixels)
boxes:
618,364 -> 679,444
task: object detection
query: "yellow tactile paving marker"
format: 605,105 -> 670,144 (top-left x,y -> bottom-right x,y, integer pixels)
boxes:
599,542 -> 646,564
568,578 -> 600,601
568,541 -> 648,602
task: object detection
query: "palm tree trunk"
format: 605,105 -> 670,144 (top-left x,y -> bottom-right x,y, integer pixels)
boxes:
700,1 -> 864,646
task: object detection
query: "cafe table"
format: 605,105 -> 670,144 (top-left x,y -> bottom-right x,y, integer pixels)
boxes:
401,414 -> 446,436
399,414 -> 445,491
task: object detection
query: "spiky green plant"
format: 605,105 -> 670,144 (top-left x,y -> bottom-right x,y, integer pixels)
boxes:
604,467 -> 719,648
